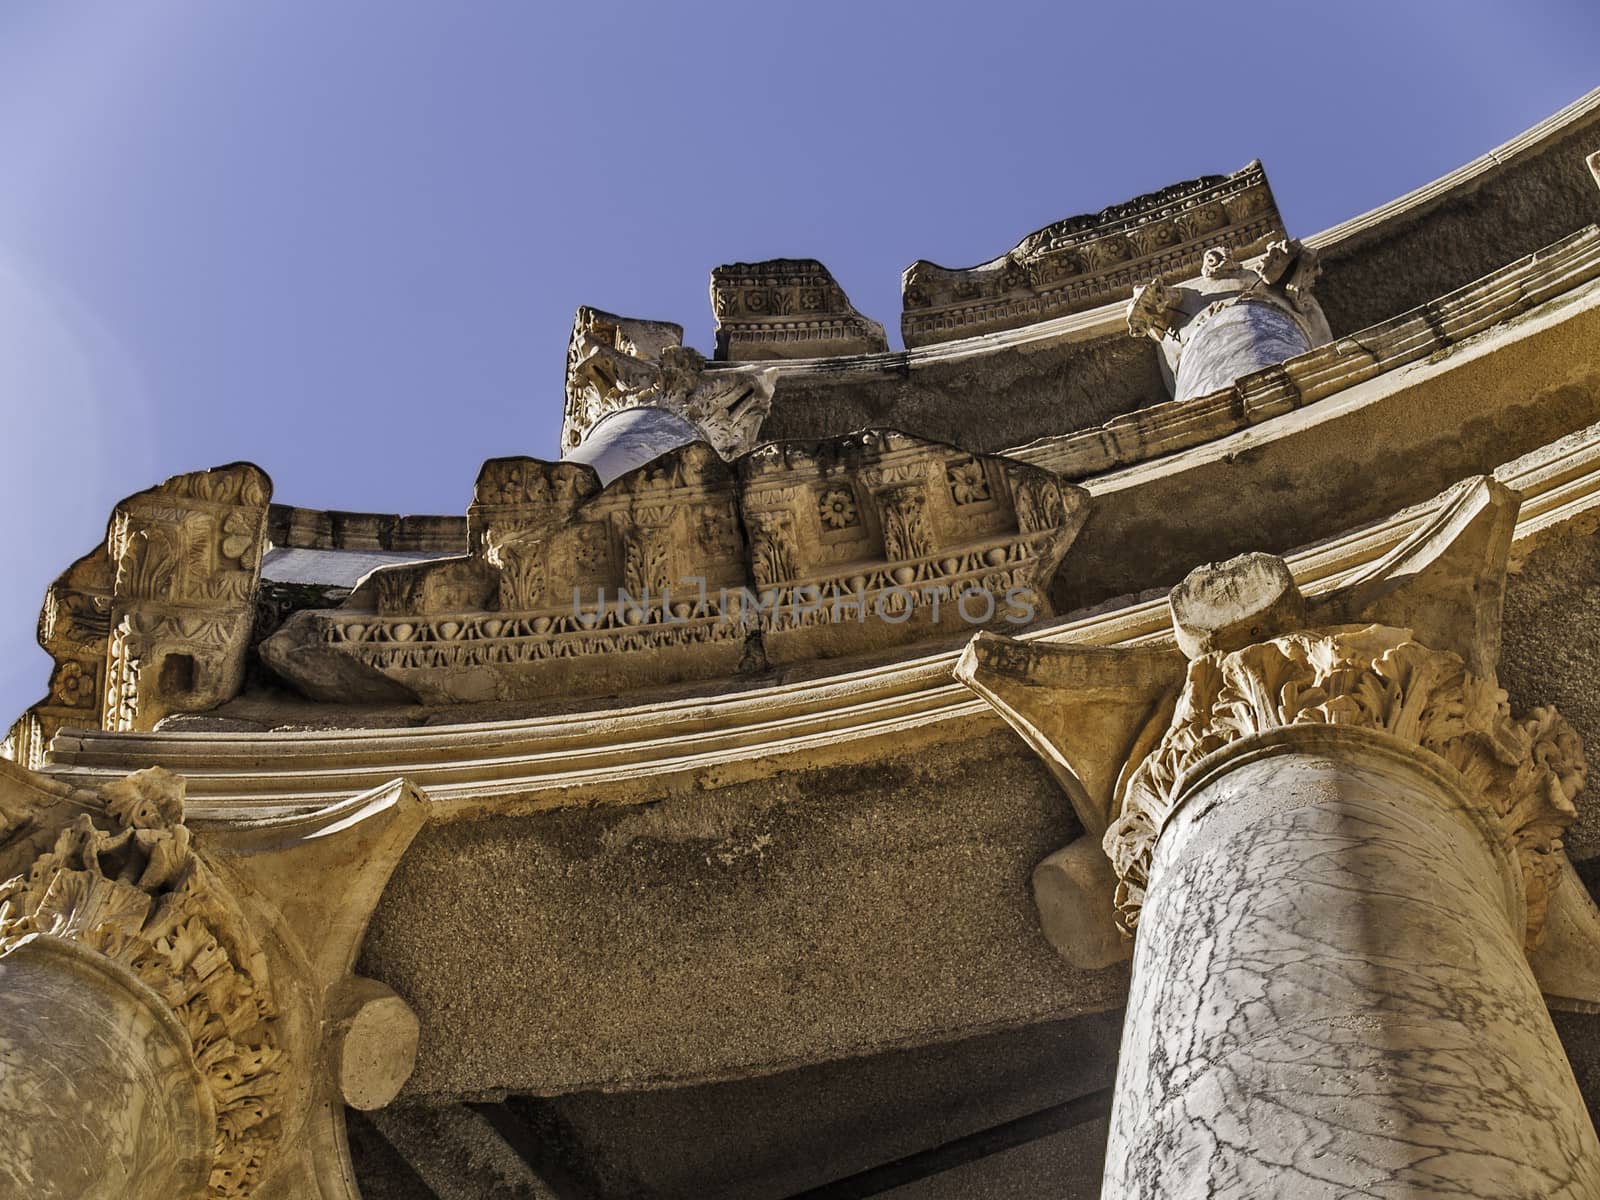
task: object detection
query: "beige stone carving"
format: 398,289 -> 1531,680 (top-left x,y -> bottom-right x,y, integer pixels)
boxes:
0,758 -> 428,1199
18,464 -> 272,758
0,765 -> 280,1196
711,258 -> 888,360
561,305 -> 777,460
901,161 -> 1283,347
1107,625 -> 1582,946
263,431 -> 1088,704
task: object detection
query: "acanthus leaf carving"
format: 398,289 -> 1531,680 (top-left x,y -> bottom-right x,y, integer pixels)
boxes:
562,306 -> 776,461
1104,624 -> 1583,951
876,484 -> 935,562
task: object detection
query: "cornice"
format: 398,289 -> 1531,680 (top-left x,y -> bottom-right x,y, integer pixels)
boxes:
40,406 -> 1600,820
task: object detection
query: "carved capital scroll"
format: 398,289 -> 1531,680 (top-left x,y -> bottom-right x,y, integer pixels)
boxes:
0,765 -> 281,1196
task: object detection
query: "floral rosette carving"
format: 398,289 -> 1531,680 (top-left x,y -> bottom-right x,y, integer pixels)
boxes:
1104,624 -> 1583,950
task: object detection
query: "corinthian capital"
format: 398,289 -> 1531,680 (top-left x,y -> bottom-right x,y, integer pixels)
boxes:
956,475 -> 1600,980
0,758 -> 430,1200
1106,624 -> 1582,948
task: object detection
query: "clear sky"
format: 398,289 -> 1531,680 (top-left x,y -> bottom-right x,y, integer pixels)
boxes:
1,1 -> 1597,728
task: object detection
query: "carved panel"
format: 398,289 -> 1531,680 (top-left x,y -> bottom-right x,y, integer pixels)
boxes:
261,433 -> 1092,702
901,161 -> 1284,347
711,259 -> 889,361
23,464 -> 272,741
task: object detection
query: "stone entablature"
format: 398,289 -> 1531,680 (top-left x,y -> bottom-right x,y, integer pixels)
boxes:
711,258 -> 888,361
260,431 -> 1087,705
1013,225 -> 1600,476
742,430 -> 1083,663
18,465 -> 272,761
900,162 -> 1283,348
266,505 -> 466,555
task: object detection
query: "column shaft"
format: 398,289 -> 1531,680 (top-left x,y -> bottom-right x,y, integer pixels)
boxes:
1106,727 -> 1600,1199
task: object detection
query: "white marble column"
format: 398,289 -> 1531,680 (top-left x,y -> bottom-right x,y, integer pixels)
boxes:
1127,240 -> 1331,402
1107,722 -> 1600,1198
954,481 -> 1600,1200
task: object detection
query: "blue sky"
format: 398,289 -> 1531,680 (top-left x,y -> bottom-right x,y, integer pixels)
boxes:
1,1 -> 1597,726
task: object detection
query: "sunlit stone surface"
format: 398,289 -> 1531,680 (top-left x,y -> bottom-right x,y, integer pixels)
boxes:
0,936 -> 212,1200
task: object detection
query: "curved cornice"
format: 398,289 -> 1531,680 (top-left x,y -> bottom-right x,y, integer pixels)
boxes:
1305,86 -> 1600,254
43,399 -> 1600,817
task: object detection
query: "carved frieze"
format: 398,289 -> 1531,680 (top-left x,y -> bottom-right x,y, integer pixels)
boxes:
734,429 -> 1088,665
264,445 -> 753,705
901,162 -> 1283,348
561,306 -> 777,461
20,464 -> 272,750
711,258 -> 888,361
261,432 -> 1090,704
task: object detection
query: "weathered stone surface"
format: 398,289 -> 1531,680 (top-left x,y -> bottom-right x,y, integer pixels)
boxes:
13,464 -> 272,762
358,730 -> 1125,1099
561,305 -> 777,476
330,977 -> 422,1112
1166,550 -> 1305,659
1110,731 -> 1600,1199
0,935 -> 214,1200
1312,95 -> 1600,339
902,162 -> 1283,348
262,432 -> 1087,706
711,258 -> 888,360
266,505 -> 465,556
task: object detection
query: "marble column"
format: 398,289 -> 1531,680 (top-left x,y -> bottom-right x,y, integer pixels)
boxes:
1127,239 -> 1332,402
954,479 -> 1600,1199
1106,708 -> 1600,1198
